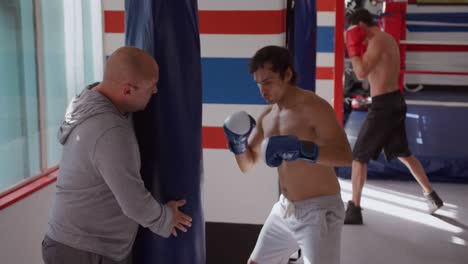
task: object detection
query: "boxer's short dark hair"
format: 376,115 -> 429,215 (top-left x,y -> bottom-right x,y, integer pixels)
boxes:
346,8 -> 376,27
249,46 -> 297,85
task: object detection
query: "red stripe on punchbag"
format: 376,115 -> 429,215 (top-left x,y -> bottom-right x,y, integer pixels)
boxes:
203,127 -> 228,149
199,10 -> 286,34
104,11 -> 125,33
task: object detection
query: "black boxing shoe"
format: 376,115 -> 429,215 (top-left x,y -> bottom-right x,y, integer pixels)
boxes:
344,200 -> 363,225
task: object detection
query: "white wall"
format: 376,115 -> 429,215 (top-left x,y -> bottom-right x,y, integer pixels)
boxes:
203,148 -> 279,225
0,183 -> 56,264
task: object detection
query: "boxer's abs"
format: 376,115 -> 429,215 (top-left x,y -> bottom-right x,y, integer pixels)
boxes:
368,45 -> 400,97
278,161 -> 340,201
368,69 -> 399,97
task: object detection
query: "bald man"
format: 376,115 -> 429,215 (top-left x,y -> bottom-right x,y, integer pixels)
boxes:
42,47 -> 192,264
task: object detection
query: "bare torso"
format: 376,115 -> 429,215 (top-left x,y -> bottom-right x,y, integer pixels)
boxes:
367,32 -> 400,97
261,90 -> 340,201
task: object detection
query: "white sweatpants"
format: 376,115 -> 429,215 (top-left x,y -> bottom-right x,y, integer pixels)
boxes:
250,194 -> 345,264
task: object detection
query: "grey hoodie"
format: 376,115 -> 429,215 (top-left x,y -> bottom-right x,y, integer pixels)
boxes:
46,83 -> 173,261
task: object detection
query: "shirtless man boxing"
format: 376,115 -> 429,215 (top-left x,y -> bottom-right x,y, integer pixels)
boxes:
223,45 -> 352,264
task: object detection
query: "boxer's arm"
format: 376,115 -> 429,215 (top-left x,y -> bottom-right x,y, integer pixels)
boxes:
351,37 -> 383,80
235,106 -> 271,173
312,99 -> 353,166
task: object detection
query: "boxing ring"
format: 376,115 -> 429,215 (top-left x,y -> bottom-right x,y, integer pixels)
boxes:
385,0 -> 468,89
339,0 -> 468,183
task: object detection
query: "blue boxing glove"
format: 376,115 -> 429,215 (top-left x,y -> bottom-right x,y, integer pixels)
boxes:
261,135 -> 319,167
223,111 -> 256,155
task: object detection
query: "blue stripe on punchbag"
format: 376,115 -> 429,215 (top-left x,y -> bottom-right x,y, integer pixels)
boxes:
317,27 -> 335,52
202,58 -> 266,105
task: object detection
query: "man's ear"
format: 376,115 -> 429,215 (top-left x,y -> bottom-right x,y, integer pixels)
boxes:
122,83 -> 132,96
285,68 -> 293,82
358,21 -> 367,30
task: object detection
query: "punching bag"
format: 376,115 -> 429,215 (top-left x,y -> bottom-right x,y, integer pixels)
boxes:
294,0 -> 317,91
125,0 -> 205,263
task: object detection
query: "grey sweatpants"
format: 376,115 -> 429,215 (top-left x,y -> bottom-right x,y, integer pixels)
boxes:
41,236 -> 132,264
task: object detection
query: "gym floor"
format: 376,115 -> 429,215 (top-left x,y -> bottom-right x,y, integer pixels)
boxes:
340,178 -> 468,264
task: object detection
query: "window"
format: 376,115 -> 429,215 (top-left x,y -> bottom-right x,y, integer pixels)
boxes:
0,0 -> 40,188
0,0 -> 103,191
